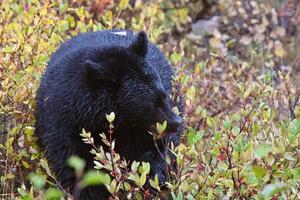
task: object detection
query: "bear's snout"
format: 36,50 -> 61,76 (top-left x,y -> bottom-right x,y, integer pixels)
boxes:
167,114 -> 182,132
156,105 -> 182,132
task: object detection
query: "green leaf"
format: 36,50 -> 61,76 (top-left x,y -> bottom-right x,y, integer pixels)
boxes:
187,129 -> 203,145
59,3 -> 68,13
138,162 -> 150,175
255,143 -> 272,158
128,173 -> 140,186
81,170 -> 111,187
170,52 -> 181,64
261,183 -> 286,199
131,161 -> 140,173
156,120 -> 167,135
206,116 -> 216,127
106,179 -> 118,195
57,20 -> 69,32
252,123 -> 259,136
40,159 -> 52,177
243,86 -> 252,99
290,119 -> 300,135
3,45 -> 14,53
186,86 -> 196,101
67,156 -> 85,172
123,182 -> 131,191
17,187 -> 28,197
149,175 -> 160,191
292,167 -> 300,179
22,161 -> 30,169
284,152 -> 296,161
44,188 -> 63,200
214,131 -> 221,141
29,173 -> 46,189
171,191 -> 183,200
223,120 -> 232,130
252,166 -> 267,178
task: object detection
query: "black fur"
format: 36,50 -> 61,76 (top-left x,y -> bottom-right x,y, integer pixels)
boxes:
35,30 -> 184,199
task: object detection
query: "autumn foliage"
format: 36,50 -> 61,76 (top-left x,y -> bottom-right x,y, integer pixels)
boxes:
1,0 -> 300,199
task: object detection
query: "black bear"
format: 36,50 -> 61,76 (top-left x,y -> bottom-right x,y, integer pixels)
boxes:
35,30 -> 184,199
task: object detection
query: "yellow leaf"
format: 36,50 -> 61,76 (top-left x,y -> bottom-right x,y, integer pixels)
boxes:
209,37 -> 222,49
119,0 -> 129,10
40,6 -> 47,16
139,172 -> 147,186
243,86 -> 252,99
274,47 -> 285,58
106,112 -> 115,123
22,161 -> 30,169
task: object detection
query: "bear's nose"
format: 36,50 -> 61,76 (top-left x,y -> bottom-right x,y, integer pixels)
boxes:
167,115 -> 182,132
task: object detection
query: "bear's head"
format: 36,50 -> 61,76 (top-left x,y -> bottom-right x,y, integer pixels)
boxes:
84,31 -> 182,133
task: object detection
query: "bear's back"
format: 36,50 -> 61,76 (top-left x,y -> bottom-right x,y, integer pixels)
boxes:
48,30 -> 173,92
50,30 -> 134,63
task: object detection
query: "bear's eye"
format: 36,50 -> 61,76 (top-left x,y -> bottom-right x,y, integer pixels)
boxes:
154,94 -> 165,107
154,97 -> 162,107
158,90 -> 167,100
143,74 -> 153,83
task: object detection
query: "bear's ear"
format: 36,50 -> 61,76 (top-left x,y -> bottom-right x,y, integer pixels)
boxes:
85,60 -> 107,79
84,60 -> 111,87
129,31 -> 148,57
